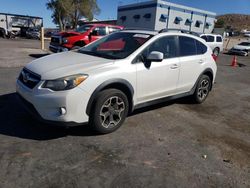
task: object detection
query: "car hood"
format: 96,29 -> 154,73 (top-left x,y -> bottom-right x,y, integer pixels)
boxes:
25,51 -> 114,80
233,45 -> 250,50
57,31 -> 81,37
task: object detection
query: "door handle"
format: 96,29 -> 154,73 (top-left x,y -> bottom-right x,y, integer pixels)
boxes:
170,64 -> 179,69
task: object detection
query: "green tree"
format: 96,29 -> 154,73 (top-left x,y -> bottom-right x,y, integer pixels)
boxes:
46,0 -> 100,30
46,0 -> 68,31
215,18 -> 225,28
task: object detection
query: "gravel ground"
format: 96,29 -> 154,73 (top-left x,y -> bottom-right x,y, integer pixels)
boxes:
0,38 -> 249,188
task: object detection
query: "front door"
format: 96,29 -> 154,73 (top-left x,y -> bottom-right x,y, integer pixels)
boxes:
136,36 -> 180,103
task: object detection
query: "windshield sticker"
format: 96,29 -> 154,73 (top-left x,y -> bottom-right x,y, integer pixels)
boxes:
133,34 -> 150,38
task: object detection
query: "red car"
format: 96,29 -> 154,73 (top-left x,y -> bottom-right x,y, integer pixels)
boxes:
49,24 -> 123,52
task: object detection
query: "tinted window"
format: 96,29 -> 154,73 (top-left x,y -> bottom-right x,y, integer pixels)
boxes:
216,36 -> 222,42
239,42 -> 250,46
207,35 -> 215,42
75,25 -> 92,33
196,40 -> 207,54
142,36 -> 177,59
93,27 -> 107,36
179,36 -> 197,56
201,35 -> 207,42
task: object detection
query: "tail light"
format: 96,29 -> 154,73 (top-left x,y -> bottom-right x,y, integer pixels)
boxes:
212,54 -> 217,62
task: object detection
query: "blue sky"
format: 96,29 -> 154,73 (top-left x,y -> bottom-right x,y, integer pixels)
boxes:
0,0 -> 250,27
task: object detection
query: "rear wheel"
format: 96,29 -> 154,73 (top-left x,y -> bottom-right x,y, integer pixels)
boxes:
90,89 -> 129,134
192,75 -> 211,104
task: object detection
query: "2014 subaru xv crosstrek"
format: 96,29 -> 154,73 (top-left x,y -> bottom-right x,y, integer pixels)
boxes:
16,30 -> 217,133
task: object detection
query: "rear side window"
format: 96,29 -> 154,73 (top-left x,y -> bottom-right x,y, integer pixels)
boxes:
207,35 -> 215,42
196,40 -> 207,54
179,36 -> 197,56
216,36 -> 222,42
93,26 -> 107,36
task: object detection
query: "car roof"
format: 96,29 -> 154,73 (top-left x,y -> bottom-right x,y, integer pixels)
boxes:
200,33 -> 222,37
120,29 -> 203,39
120,29 -> 158,35
84,23 -> 123,28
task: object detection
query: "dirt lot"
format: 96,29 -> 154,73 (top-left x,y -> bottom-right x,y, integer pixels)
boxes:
0,38 -> 249,188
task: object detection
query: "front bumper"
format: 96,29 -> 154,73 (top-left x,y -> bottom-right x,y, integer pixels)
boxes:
49,44 -> 69,53
16,79 -> 90,125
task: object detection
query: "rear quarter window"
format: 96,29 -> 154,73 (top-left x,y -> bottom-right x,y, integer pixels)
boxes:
179,36 -> 197,56
216,36 -> 222,42
196,40 -> 207,54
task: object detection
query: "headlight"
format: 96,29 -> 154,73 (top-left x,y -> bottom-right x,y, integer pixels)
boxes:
62,38 -> 68,44
42,74 -> 88,91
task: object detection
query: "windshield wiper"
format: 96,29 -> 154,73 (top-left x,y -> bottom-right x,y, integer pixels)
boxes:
77,50 -> 122,60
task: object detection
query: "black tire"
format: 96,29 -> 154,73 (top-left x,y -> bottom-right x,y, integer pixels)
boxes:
213,47 -> 220,56
192,75 -> 211,104
90,89 -> 129,134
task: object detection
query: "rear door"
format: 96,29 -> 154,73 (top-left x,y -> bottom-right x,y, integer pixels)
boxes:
176,36 -> 207,93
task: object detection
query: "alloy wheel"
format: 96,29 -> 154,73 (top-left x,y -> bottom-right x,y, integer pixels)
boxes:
100,96 -> 125,128
197,79 -> 210,101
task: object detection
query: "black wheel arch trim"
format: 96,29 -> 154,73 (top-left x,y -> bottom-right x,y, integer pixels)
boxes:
86,79 -> 134,116
74,40 -> 86,47
190,68 -> 214,94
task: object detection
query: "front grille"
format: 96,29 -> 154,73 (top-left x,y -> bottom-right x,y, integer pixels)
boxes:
51,36 -> 61,44
18,68 -> 41,89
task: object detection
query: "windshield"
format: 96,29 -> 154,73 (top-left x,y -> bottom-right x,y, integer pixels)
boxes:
78,32 -> 153,59
239,42 -> 250,46
75,25 -> 92,33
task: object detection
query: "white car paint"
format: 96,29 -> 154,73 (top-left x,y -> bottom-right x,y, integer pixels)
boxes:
200,34 -> 223,55
232,44 -> 250,51
16,31 -> 217,125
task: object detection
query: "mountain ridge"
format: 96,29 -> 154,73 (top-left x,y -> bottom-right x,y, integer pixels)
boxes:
216,14 -> 250,30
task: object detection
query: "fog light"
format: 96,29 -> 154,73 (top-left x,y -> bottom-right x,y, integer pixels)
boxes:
59,107 -> 67,115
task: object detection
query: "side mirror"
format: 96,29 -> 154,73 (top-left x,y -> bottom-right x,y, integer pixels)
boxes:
146,51 -> 164,62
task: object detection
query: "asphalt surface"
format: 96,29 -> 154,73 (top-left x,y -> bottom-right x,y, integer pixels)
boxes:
0,38 -> 250,188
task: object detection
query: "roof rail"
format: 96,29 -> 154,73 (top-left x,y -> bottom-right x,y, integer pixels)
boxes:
123,27 -> 157,32
159,28 -> 200,37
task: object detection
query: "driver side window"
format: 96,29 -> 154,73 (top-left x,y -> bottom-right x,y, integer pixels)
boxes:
141,36 -> 178,60
92,26 -> 107,36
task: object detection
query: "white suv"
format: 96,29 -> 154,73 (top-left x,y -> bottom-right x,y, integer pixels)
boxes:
200,34 -> 223,56
16,30 -> 217,133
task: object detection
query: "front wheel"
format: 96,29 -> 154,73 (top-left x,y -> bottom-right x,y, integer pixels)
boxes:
192,75 -> 211,104
90,89 -> 129,134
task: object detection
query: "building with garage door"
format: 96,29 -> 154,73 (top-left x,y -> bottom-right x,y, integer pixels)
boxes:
117,0 -> 216,34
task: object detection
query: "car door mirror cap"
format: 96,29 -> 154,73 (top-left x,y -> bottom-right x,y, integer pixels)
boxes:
146,51 -> 164,62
